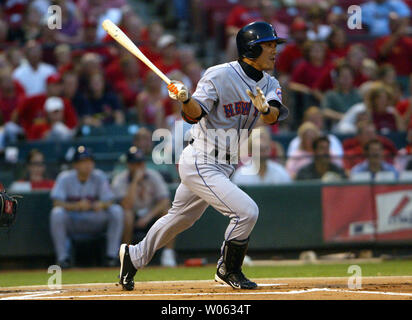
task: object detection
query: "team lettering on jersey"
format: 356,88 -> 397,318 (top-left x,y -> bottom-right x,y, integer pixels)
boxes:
223,101 -> 258,118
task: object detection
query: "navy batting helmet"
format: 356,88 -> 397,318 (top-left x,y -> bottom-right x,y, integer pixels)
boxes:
236,21 -> 286,59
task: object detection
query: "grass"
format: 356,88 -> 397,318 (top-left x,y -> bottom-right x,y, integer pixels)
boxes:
1,260 -> 412,288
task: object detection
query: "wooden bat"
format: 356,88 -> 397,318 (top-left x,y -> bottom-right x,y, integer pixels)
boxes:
101,19 -> 171,85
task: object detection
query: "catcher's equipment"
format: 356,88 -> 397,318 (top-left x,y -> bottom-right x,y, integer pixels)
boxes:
215,238 -> 257,289
167,80 -> 190,103
236,21 -> 286,59
0,191 -> 19,228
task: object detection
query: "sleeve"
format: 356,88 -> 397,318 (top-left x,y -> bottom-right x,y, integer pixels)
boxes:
191,69 -> 219,115
266,78 -> 289,121
50,174 -> 67,201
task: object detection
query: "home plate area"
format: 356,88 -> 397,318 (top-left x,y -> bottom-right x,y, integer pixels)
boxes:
1,276 -> 412,300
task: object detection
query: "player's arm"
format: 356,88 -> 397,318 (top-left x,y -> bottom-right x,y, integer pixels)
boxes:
247,87 -> 280,125
167,81 -> 205,123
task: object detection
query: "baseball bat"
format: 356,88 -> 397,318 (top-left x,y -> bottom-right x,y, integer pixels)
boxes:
101,19 -> 171,85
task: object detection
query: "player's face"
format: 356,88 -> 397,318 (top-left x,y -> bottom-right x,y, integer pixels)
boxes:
255,41 -> 277,71
74,158 -> 95,176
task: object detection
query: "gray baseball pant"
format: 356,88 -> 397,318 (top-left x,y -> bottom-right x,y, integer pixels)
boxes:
50,204 -> 124,262
128,144 -> 259,269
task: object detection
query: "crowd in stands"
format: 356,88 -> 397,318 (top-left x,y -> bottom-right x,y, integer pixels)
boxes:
0,0 -> 411,184
0,0 -> 411,267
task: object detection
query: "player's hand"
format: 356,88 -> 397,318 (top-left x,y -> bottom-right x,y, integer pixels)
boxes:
78,199 -> 92,211
246,86 -> 269,113
92,201 -> 106,212
167,80 -> 190,103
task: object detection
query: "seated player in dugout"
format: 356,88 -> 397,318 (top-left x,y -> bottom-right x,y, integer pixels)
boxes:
118,21 -> 289,291
111,146 -> 176,267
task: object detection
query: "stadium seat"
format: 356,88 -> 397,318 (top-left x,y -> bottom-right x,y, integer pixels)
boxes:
350,171 -> 372,182
375,171 -> 396,182
399,171 -> 412,182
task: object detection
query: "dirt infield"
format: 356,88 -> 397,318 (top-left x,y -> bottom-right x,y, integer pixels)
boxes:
1,276 -> 411,300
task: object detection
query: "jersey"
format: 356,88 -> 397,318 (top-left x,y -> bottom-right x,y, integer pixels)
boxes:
51,169 -> 114,204
189,60 -> 288,163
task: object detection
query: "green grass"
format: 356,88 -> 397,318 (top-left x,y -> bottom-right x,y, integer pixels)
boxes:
1,261 -> 412,288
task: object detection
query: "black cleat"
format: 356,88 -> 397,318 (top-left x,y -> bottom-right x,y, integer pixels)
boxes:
215,268 -> 257,289
119,244 -> 137,291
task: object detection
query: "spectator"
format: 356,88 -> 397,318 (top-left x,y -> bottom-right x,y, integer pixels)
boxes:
350,139 -> 399,180
5,46 -> 23,71
232,126 -> 291,185
49,146 -> 124,268
396,73 -> 412,127
326,25 -> 350,62
9,149 -> 55,192
286,121 -> 320,179
28,96 -> 75,141
259,0 -> 289,39
111,146 -> 177,267
50,0 -> 84,45
82,72 -> 125,126
305,5 -> 332,41
61,71 -> 89,120
76,52 -> 102,94
0,69 -> 25,124
138,21 -> 164,77
135,71 -> 167,129
11,73 -> 78,140
54,44 -> 73,74
361,0 -> 411,36
105,50 -> 143,109
315,44 -> 370,93
133,127 -> 154,157
12,40 -> 56,97
365,81 -> 404,133
375,13 -> 412,93
19,3 -> 43,42
321,63 -> 363,130
224,0 -> 263,60
275,18 -> 308,76
343,119 -> 398,170
394,122 -> 412,171
296,136 -> 347,181
156,34 -> 182,76
287,106 -> 344,163
289,40 -> 331,115
225,0 -> 262,37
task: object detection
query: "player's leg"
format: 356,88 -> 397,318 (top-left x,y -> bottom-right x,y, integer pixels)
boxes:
128,182 -> 208,268
104,204 -> 124,264
181,160 -> 259,289
119,182 -> 209,290
49,206 -> 72,267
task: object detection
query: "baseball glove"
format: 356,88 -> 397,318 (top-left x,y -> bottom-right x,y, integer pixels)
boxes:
0,191 -> 19,228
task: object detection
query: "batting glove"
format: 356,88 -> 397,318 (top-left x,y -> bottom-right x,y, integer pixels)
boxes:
246,86 -> 269,114
167,80 -> 190,103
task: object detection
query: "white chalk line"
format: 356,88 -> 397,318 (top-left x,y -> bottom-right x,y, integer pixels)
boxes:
3,288 -> 412,300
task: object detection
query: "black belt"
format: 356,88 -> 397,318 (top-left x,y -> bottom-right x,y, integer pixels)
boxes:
189,139 -> 232,163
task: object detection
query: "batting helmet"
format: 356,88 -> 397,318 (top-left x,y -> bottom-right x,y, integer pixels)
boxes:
236,21 -> 286,59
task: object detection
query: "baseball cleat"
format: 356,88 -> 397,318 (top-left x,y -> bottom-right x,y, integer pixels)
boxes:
119,244 -> 137,291
214,269 -> 258,290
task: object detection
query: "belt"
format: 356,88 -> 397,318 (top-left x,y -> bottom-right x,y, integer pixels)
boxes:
189,139 -> 232,163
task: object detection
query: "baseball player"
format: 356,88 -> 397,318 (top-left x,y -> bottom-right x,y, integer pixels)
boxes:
50,146 -> 124,268
119,21 -> 289,290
